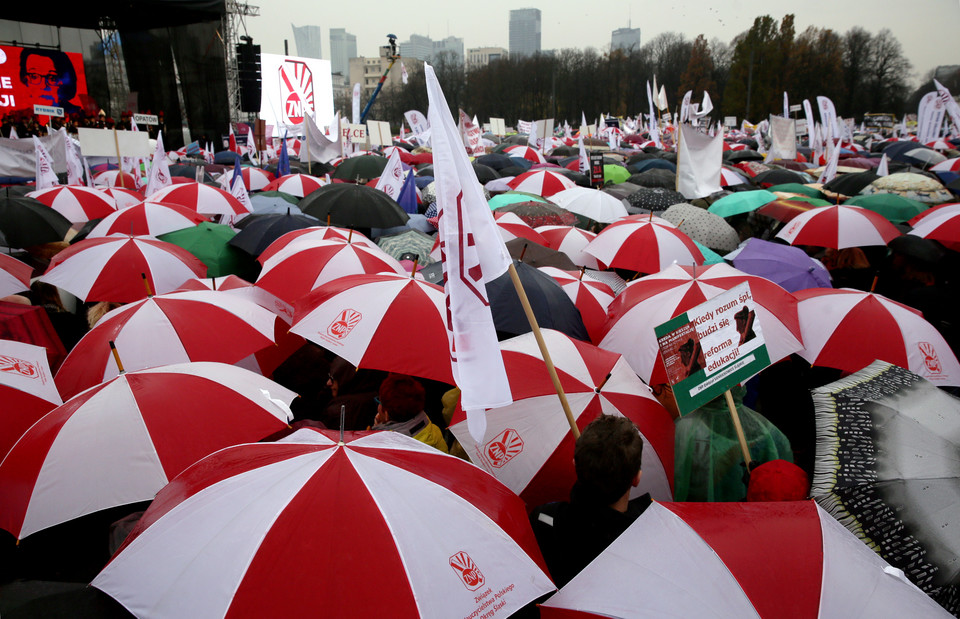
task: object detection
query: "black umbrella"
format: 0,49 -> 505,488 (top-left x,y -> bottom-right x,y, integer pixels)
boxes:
880,142 -> 945,168
486,260 -> 589,341
751,169 -> 809,188
628,159 -> 676,174
169,164 -> 215,183
625,187 -> 687,212
822,171 -> 880,197
299,184 -> 409,229
228,211 -> 321,257
628,169 -> 677,189
476,154 -> 515,171
724,150 -> 764,163
332,155 -> 388,181
472,163 -> 501,184
549,145 -> 577,157
627,152 -> 656,165
0,196 -> 72,248
416,165 -> 435,177
68,218 -> 103,244
505,238 -> 577,270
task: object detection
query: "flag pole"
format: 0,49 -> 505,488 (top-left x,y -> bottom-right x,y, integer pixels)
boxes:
506,261 -> 580,439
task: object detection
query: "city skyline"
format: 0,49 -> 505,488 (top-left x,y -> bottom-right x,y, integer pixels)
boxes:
244,0 -> 958,86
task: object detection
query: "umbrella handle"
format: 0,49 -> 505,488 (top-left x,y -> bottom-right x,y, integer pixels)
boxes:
141,273 -> 153,297
109,340 -> 125,374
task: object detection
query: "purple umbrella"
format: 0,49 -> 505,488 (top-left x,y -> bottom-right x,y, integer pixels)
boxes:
731,238 -> 832,293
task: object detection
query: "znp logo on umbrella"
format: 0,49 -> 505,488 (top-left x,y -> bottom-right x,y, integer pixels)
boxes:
0,355 -> 40,378
449,551 -> 485,591
919,341 -> 942,375
481,428 -> 524,469
326,309 -> 362,340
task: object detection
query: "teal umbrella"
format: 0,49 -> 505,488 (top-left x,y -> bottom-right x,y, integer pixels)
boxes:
767,183 -> 824,200
693,240 -> 727,265
707,190 -> 778,218
488,191 -> 550,210
843,194 -> 928,224
157,222 -> 256,278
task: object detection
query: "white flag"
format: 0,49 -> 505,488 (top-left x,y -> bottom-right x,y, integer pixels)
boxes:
934,79 -> 960,135
374,147 -> 405,200
817,96 -> 837,142
676,125 -> 722,200
917,91 -> 946,143
581,111 -> 588,136
229,167 -> 253,214
783,92 -> 790,118
32,137 -> 59,190
61,128 -> 84,186
352,83 -> 362,125
246,130 -> 258,165
404,109 -> 430,146
425,63 -> 513,428
803,99 -> 816,149
877,153 -> 889,177
82,155 -> 95,187
578,135 -> 589,174
818,139 -> 841,184
144,132 -> 172,197
401,61 -> 409,85
680,90 -> 693,123
301,111 -> 342,163
765,115 -> 797,162
9,126 -> 18,139
696,91 -> 714,118
527,120 -> 539,153
657,85 -> 668,111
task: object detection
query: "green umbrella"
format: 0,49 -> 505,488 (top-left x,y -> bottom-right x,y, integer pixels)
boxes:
693,240 -> 727,265
603,164 -> 631,184
376,229 -> 436,264
254,190 -> 300,205
767,183 -> 824,200
488,191 -> 550,210
707,190 -> 778,218
843,194 -> 928,224
332,155 -> 388,181
157,222 -> 255,278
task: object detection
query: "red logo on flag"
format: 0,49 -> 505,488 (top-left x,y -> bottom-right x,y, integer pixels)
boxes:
279,60 -> 314,126
919,342 -> 942,374
0,355 -> 39,378
327,309 -> 362,339
449,551 -> 485,591
483,428 -> 523,468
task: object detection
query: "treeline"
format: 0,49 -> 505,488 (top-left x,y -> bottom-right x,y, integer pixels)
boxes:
344,14 -> 922,130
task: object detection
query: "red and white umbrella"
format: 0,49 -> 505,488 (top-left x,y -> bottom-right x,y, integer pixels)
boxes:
291,273 -> 454,384
91,428 -> 555,618
0,340 -> 62,461
720,167 -> 748,186
506,170 -> 577,198
535,225 -> 600,269
0,362 -> 295,540
261,173 -> 327,197
538,266 -> 615,343
27,185 -> 118,223
930,157 -> 960,173
908,202 -> 960,226
599,263 -> 803,385
148,183 -> 251,218
96,187 -> 145,209
87,201 -> 210,238
241,167 -> 275,191
503,144 -> 548,164
449,329 -> 675,508
0,253 -> 33,296
775,204 -> 901,249
176,276 -> 295,323
257,226 -> 379,264
584,216 -> 704,274
908,209 -> 960,250
794,288 -> 960,386
493,211 -> 548,244
39,234 -> 206,303
540,501 -> 950,618
94,170 -> 140,189
54,289 -> 279,398
256,238 -> 405,305
550,187 -> 629,223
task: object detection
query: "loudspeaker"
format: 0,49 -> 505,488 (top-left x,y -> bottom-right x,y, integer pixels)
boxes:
236,43 -> 261,113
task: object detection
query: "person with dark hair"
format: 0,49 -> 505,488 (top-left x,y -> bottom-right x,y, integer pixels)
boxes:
372,374 -> 448,453
529,414 -> 650,587
17,48 -> 82,115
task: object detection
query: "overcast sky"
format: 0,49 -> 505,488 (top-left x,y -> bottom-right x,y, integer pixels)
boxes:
245,0 -> 958,85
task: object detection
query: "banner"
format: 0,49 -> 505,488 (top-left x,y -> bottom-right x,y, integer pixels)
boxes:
676,125 -> 722,200
803,99 -> 815,149
0,46 -> 89,118
816,96 -> 837,142
917,91 -> 946,143
765,115 -> 797,162
459,110 -> 484,155
352,83 -> 361,125
258,53 -> 335,133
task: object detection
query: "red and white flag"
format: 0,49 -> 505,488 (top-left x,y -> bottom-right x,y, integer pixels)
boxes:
374,146 -> 405,199
934,79 -> 960,134
578,135 -> 589,174
144,132 -> 172,197
246,130 -> 258,164
61,128 -> 84,186
404,109 -> 430,147
426,63 -> 513,433
32,137 -> 59,190
228,124 -> 239,154
9,127 -> 18,139
459,110 -> 484,156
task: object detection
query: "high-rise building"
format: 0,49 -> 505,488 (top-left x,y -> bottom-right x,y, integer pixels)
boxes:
611,27 -> 642,52
467,47 -> 508,71
400,34 -> 465,65
509,8 -> 541,58
291,24 -> 323,59
433,36 -> 464,65
329,28 -> 357,77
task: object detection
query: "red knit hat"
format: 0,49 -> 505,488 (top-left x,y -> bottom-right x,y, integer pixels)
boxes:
747,459 -> 810,502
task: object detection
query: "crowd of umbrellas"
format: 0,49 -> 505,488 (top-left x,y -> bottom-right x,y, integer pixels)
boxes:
0,111 -> 959,617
